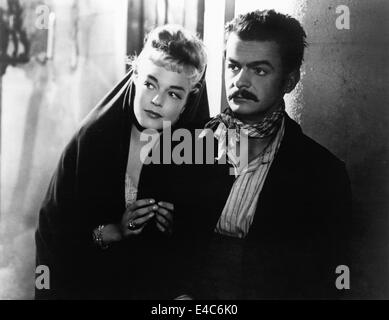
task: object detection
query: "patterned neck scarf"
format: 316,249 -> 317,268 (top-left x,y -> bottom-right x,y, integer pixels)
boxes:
205,100 -> 286,140
203,101 -> 286,171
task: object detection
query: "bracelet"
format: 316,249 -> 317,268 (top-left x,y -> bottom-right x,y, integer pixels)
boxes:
92,225 -> 109,250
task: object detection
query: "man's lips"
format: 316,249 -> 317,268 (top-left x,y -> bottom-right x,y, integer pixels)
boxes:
228,90 -> 259,102
232,96 -> 250,102
144,109 -> 163,119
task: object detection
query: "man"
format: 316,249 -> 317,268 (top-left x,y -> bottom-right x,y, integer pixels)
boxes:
180,9 -> 352,299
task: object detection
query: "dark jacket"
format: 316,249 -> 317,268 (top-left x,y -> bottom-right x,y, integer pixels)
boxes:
158,114 -> 353,299
35,71 -> 209,300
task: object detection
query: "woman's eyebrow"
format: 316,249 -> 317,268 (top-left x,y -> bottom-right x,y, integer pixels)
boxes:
147,75 -> 159,83
147,75 -> 186,92
169,85 -> 186,92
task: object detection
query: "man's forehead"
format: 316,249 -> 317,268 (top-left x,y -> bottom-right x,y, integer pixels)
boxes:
225,33 -> 281,64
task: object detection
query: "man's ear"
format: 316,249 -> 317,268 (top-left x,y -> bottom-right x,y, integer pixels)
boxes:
283,69 -> 300,94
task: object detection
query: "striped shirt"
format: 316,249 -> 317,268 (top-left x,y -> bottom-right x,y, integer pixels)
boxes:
214,118 -> 285,238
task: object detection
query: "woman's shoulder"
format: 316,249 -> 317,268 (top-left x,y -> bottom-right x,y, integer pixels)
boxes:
73,73 -> 133,146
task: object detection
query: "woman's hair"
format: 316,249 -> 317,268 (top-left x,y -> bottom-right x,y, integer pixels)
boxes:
128,24 -> 207,89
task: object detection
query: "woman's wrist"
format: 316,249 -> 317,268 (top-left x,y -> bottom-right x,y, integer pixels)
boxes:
93,224 -> 122,249
101,224 -> 123,244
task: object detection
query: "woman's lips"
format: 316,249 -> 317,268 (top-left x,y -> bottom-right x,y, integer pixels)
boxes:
144,109 -> 163,119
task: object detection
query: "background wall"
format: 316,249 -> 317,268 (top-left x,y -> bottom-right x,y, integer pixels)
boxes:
300,0 -> 389,299
0,0 -> 128,299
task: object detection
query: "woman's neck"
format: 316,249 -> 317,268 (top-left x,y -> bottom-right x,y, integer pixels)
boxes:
129,124 -> 161,165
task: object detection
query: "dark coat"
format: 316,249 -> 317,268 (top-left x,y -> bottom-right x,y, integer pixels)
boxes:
157,114 -> 353,299
35,71 -> 209,300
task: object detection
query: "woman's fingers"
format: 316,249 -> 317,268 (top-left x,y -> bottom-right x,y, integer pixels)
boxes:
156,221 -> 166,233
126,205 -> 157,229
134,204 -> 159,217
121,201 -> 157,237
127,198 -> 155,212
121,200 -> 175,236
131,211 -> 155,227
122,211 -> 155,237
157,201 -> 174,211
155,207 -> 173,234
156,207 -> 173,225
124,203 -> 156,221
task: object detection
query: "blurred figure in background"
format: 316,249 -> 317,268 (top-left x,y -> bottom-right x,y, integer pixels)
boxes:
35,24 -> 208,299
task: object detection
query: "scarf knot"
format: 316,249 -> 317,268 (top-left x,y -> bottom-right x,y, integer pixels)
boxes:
201,102 -> 286,172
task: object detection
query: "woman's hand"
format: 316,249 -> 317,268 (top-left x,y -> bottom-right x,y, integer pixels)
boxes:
99,199 -> 174,246
99,199 -> 157,245
119,198 -> 158,237
155,201 -> 174,235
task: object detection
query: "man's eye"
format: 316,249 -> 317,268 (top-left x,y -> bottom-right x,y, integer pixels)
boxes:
169,92 -> 182,100
254,68 -> 267,76
227,64 -> 240,72
144,81 -> 155,89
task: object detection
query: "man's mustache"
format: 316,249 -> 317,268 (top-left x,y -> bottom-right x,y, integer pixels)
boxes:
228,90 -> 259,102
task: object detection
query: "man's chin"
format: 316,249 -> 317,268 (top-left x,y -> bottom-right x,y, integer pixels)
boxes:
227,106 -> 266,123
228,103 -> 251,115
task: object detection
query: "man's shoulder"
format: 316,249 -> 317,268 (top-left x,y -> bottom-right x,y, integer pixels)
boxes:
285,116 -> 346,170
303,134 -> 344,167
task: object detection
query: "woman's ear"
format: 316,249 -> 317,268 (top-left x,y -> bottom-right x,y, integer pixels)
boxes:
191,88 -> 200,95
191,82 -> 202,95
132,67 -> 139,79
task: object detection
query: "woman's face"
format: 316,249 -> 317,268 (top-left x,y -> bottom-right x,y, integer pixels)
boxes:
133,58 -> 192,130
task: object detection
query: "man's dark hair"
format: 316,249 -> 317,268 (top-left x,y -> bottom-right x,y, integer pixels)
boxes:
225,9 -> 307,74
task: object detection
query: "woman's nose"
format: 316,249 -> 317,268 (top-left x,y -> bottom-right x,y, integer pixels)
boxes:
234,68 -> 251,89
151,94 -> 163,107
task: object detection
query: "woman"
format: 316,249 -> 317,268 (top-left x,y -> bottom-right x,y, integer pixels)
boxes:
35,24 -> 208,299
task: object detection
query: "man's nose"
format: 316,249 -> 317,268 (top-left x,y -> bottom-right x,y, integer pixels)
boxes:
234,68 -> 251,89
151,94 -> 163,107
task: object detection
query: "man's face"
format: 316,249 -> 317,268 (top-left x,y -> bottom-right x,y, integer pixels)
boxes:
224,33 -> 287,123
133,58 -> 191,130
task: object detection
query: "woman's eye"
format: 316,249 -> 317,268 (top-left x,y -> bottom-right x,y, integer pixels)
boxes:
144,81 -> 155,89
169,92 -> 182,100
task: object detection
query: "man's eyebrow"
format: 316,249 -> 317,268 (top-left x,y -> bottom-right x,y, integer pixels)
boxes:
247,60 -> 275,70
227,58 -> 241,66
147,75 -> 186,92
227,58 -> 274,70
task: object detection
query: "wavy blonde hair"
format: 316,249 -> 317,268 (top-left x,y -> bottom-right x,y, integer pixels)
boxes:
128,24 -> 207,90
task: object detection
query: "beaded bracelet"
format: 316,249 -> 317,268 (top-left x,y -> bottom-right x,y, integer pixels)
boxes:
92,225 -> 109,250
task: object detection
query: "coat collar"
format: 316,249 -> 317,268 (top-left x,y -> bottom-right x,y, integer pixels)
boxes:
211,113 -> 307,240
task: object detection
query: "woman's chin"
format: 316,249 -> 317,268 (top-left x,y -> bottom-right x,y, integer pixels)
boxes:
138,117 -> 164,131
